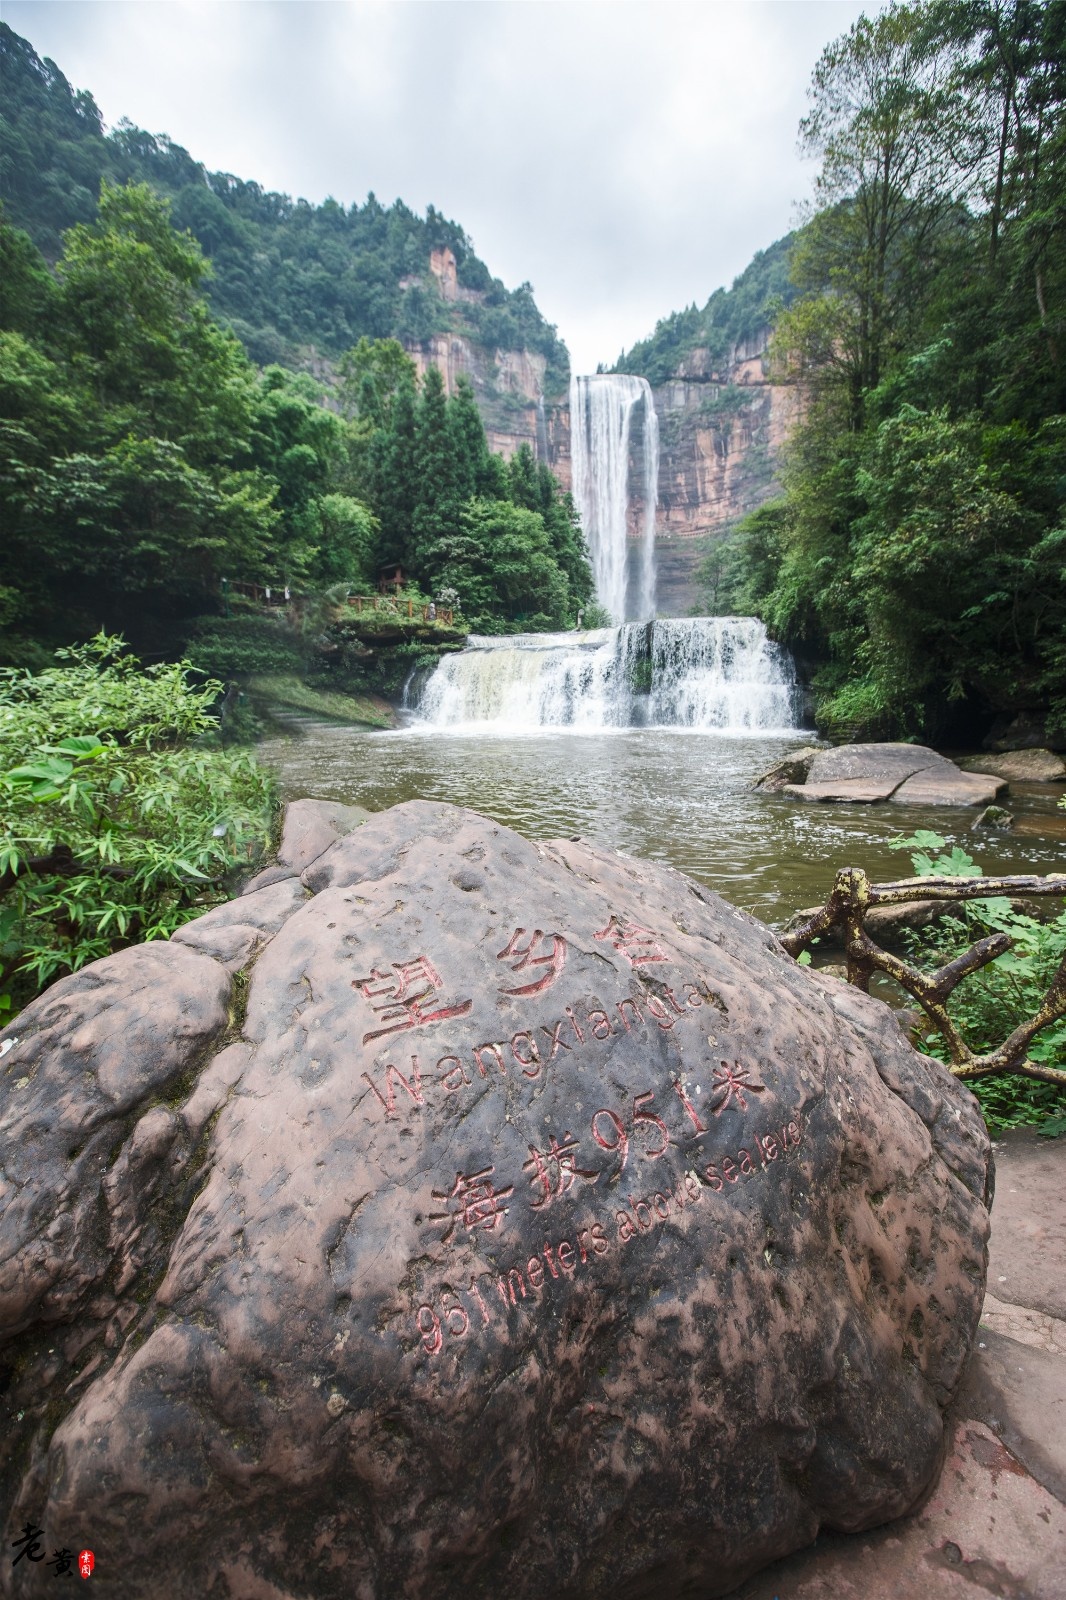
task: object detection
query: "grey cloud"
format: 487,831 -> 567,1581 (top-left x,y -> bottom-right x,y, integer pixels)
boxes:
6,0 -> 874,372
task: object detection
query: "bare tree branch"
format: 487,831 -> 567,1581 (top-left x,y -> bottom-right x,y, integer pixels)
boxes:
781,866 -> 1066,1087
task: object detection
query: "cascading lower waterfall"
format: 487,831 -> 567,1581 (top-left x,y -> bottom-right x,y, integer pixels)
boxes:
415,618 -> 798,733
570,374 -> 658,624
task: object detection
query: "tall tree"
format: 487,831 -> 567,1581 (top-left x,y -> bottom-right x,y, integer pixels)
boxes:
793,3 -> 959,409
372,372 -> 419,570
411,364 -> 460,572
726,0 -> 1066,741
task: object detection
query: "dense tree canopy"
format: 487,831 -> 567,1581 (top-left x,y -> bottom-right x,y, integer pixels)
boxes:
0,176 -> 592,664
709,0 -> 1066,741
613,234 -> 800,386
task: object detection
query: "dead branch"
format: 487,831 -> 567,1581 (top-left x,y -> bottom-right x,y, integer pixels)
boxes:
781,867 -> 1066,1087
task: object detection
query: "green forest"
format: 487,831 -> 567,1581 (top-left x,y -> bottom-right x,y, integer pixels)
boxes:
0,176 -> 592,664
613,233 -> 801,387
702,0 -> 1065,745
0,23 -> 568,390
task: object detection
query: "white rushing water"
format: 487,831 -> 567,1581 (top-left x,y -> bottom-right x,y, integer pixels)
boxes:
415,618 -> 798,734
569,374 -> 659,623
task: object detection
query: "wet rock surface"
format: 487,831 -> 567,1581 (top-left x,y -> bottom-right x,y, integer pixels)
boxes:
0,800 -> 993,1599
961,748 -> 1066,785
972,803 -> 1015,831
779,743 -> 1007,806
751,746 -> 823,792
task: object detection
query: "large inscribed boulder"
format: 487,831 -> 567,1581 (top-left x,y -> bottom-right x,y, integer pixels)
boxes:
0,801 -> 992,1599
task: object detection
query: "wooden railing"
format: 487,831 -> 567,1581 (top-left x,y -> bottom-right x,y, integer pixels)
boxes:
782,866 -> 1066,1087
226,580 -> 289,605
344,595 -> 454,626
221,582 -> 453,626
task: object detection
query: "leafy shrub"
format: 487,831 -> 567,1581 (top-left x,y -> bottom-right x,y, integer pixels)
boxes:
184,614 -> 307,679
815,672 -> 905,742
0,634 -> 276,1015
889,831 -> 1066,1134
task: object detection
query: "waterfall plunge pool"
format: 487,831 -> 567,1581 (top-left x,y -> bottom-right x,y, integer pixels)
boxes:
253,720 -> 1066,928
255,621 -> 1063,926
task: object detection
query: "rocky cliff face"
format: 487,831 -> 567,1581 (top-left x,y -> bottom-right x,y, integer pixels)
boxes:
649,342 -> 800,615
535,333 -> 798,617
406,335 -> 551,463
390,272 -> 798,619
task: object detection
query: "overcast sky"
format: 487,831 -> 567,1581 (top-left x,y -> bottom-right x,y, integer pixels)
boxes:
6,0 -> 875,373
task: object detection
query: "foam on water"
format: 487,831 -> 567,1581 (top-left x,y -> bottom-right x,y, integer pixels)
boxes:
414,618 -> 798,734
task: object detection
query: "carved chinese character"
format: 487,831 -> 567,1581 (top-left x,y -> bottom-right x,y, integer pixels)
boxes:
593,914 -> 666,966
496,927 -> 568,996
352,955 -> 471,1045
429,1166 -> 514,1244
523,1133 -> 597,1209
709,1061 -> 765,1115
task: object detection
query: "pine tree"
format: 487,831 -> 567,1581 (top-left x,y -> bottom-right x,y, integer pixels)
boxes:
411,364 -> 461,576
374,373 -> 419,569
447,374 -> 487,501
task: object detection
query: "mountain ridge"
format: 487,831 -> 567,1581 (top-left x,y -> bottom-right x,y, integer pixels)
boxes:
0,22 -> 569,401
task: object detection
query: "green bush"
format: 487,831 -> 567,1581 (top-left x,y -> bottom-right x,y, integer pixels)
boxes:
0,634 -> 276,1016
184,613 -> 307,679
815,672 -> 906,742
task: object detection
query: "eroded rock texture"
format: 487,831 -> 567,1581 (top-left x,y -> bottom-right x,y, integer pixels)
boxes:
0,801 -> 992,1599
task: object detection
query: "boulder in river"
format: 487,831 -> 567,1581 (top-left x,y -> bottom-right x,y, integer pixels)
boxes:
983,711 -> 1066,753
971,804 -> 1015,832
752,745 -> 824,792
960,748 -> 1066,785
0,800 -> 993,1599
779,743 -> 1007,806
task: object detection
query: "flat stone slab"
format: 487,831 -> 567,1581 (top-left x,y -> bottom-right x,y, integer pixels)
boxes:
782,778 -> 904,803
967,1322 -> 1066,1506
987,1130 -> 1066,1322
0,800 -> 994,1599
892,768 -> 1007,806
961,748 -> 1066,784
781,743 -> 1007,807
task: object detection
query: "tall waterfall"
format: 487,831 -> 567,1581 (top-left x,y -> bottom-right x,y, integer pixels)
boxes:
535,395 -> 549,463
415,618 -> 798,733
570,374 -> 659,624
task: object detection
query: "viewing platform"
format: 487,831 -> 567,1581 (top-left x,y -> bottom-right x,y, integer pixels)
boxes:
222,580 -> 456,630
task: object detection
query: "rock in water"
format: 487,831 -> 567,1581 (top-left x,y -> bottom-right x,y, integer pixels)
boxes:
780,742 -> 1006,805
0,800 -> 992,1600
962,747 -> 1066,785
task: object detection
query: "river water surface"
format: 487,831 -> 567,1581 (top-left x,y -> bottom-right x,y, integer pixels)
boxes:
255,719 -> 1066,927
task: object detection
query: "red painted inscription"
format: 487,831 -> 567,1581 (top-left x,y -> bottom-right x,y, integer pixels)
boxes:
359,975 -> 726,1123
429,1166 -> 514,1243
594,914 -> 667,966
496,927 -> 568,996
591,1090 -> 671,1172
523,1133 -> 597,1209
412,1220 -> 612,1356
406,1115 -> 806,1360
352,955 -> 472,1044
702,1117 -> 804,1190
708,1061 -> 765,1115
